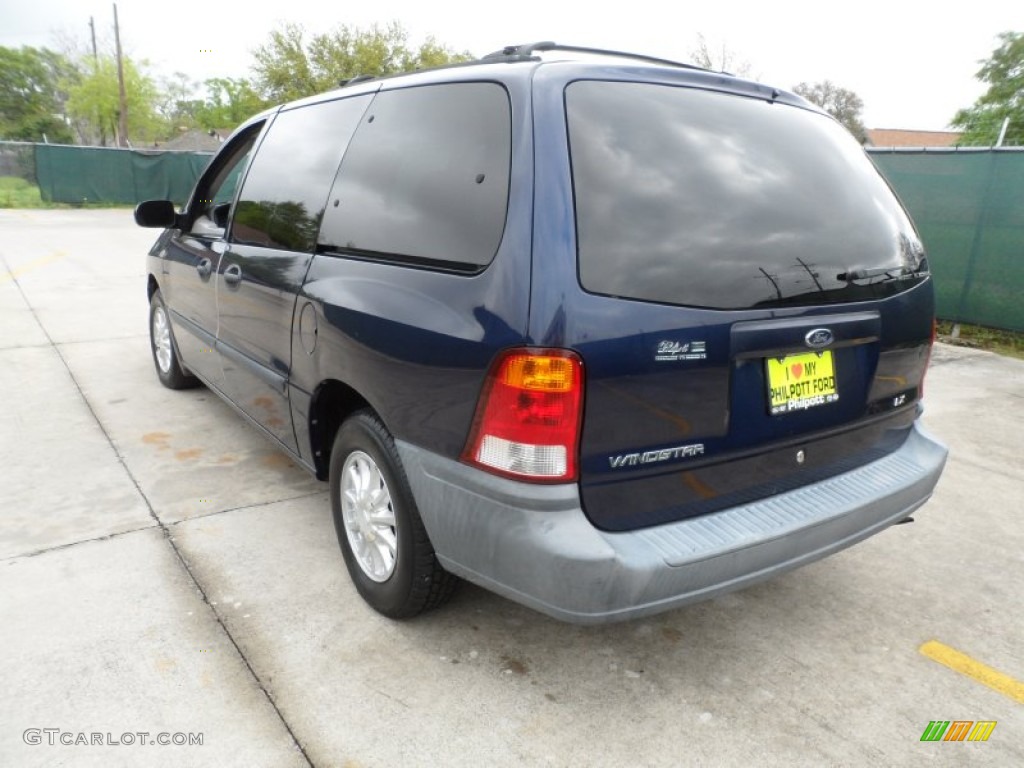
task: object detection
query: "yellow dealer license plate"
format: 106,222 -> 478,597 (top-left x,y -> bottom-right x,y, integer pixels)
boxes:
766,351 -> 839,415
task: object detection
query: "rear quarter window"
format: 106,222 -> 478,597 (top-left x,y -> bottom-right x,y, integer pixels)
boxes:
232,95 -> 372,252
318,82 -> 512,269
565,80 -> 928,309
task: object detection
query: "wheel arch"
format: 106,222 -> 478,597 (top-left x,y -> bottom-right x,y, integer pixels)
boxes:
308,379 -> 376,481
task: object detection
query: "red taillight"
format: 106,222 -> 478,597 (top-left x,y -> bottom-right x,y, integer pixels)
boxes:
462,349 -> 584,482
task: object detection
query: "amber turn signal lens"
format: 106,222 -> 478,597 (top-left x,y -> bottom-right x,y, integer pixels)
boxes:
500,354 -> 577,392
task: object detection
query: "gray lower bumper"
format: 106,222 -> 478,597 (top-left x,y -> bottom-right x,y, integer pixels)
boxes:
397,421 -> 948,624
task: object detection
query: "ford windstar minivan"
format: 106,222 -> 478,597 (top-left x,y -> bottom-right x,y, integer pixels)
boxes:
135,42 -> 947,623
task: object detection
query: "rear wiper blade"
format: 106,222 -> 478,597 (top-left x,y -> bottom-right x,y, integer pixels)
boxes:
836,265 -> 916,281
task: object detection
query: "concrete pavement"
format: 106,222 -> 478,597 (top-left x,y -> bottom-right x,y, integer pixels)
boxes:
1,209 -> 1021,767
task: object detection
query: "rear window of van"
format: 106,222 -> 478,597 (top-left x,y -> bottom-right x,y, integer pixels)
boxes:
565,81 -> 928,309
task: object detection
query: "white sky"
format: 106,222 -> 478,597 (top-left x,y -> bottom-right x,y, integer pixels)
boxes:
1,0 -> 1017,130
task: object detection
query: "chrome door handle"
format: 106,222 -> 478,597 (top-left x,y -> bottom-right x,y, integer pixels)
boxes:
223,264 -> 242,285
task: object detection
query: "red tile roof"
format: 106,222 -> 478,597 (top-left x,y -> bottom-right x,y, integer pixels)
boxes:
866,129 -> 962,148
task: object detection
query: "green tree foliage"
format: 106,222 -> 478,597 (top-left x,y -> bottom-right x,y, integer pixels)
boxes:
0,46 -> 76,143
793,81 -> 868,143
157,71 -> 202,129
65,55 -> 162,146
154,75 -> 267,134
235,200 -> 321,253
252,22 -> 472,103
952,31 -> 1024,147
195,78 -> 267,130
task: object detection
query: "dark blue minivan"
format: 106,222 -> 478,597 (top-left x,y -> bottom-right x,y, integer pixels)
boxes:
135,43 -> 947,623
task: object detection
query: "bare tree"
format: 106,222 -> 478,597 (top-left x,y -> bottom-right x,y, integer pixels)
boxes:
690,34 -> 753,77
793,80 -> 868,143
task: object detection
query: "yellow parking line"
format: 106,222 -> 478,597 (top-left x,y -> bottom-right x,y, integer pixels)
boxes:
0,250 -> 66,283
920,640 -> 1024,705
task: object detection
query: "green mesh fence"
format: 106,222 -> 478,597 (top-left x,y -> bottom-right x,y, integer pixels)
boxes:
16,142 -> 1024,332
34,144 -> 212,205
869,149 -> 1024,333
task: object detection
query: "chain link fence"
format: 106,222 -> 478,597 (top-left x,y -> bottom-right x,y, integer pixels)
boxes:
0,141 -> 36,183
0,142 -> 40,206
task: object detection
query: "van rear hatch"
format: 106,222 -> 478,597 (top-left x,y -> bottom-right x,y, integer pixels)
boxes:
563,79 -> 934,532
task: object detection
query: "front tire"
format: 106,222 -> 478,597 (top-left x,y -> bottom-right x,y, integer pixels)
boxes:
330,410 -> 458,618
149,290 -> 199,390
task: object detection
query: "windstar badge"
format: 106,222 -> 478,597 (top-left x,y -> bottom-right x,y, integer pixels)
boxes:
609,442 -> 705,469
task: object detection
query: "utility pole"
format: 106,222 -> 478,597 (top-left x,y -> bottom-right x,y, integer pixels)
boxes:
113,3 -> 129,147
89,17 -> 106,146
89,17 -> 98,63
795,257 -> 824,292
758,267 -> 783,301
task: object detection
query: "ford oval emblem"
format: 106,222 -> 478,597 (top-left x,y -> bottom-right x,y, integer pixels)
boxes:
805,328 -> 834,349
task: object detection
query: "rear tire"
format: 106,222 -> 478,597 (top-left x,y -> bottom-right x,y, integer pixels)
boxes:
149,290 -> 200,390
329,410 -> 458,618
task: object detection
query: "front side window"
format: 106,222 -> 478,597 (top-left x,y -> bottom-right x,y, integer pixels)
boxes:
318,82 -> 512,268
232,95 -> 372,252
566,81 -> 928,309
212,157 -> 249,207
189,124 -> 262,231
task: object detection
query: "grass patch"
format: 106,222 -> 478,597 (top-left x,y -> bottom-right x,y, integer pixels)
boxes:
0,176 -> 133,209
937,320 -> 1024,361
0,176 -> 53,208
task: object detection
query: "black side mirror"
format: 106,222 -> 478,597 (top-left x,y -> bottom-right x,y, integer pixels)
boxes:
134,199 -> 179,228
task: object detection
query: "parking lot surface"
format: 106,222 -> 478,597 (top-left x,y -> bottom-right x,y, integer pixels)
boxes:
1,209 -> 1021,767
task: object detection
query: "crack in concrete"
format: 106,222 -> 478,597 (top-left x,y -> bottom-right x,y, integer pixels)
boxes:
0,488 -> 325,562
165,490 -> 328,527
3,256 -> 316,768
0,335 -> 149,351
1,523 -> 161,562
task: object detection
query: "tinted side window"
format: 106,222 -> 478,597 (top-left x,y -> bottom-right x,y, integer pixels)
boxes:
190,124 -> 261,223
232,95 -> 372,252
318,83 -> 511,267
212,151 -> 250,206
566,81 -> 928,310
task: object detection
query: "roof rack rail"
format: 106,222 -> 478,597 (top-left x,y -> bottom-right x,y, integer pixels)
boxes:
481,41 -> 705,71
340,74 -> 376,87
